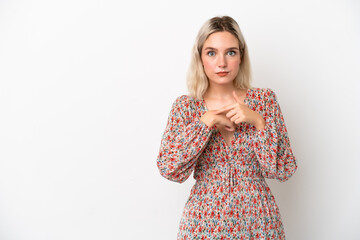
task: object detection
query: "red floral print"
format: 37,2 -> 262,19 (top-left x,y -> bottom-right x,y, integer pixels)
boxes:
157,88 -> 297,239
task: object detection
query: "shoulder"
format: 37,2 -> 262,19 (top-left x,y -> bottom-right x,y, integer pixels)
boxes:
168,95 -> 199,123
250,87 -> 276,97
172,94 -> 191,108
249,87 -> 278,102
170,95 -> 195,114
172,94 -> 201,107
171,95 -> 202,119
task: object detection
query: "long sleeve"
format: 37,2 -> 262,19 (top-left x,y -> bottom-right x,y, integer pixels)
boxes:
252,89 -> 297,182
156,95 -> 215,183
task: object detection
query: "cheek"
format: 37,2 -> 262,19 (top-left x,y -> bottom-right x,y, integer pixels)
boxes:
202,58 -> 215,73
230,60 -> 240,72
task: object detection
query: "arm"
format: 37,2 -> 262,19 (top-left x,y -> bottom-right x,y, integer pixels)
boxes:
252,89 -> 297,182
156,95 -> 215,183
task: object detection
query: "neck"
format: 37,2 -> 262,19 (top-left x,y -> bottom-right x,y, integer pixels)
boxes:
204,82 -> 238,100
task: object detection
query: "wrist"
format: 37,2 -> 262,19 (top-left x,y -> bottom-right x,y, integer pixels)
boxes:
200,112 -> 216,128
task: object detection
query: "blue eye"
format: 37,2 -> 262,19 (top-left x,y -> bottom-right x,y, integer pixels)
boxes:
227,51 -> 236,56
207,51 -> 215,56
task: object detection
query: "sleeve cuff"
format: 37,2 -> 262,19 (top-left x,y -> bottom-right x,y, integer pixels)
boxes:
254,121 -> 269,137
197,118 -> 216,132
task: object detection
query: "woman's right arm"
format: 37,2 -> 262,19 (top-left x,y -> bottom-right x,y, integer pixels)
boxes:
156,95 -> 215,183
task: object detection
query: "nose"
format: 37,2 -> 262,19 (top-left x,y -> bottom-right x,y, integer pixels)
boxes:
217,54 -> 227,68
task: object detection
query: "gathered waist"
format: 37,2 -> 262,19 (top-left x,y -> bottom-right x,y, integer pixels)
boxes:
195,175 -> 265,187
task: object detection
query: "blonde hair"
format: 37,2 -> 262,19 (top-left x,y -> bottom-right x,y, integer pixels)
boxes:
187,16 -> 252,99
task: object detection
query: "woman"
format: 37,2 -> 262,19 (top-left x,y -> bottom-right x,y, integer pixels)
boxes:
156,16 -> 297,239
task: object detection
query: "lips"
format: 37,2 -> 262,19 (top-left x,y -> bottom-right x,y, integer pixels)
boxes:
216,71 -> 229,77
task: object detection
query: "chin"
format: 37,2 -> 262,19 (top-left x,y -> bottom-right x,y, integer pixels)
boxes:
217,77 -> 235,83
212,81 -> 234,85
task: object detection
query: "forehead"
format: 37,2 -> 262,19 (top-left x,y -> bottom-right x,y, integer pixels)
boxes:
203,31 -> 239,48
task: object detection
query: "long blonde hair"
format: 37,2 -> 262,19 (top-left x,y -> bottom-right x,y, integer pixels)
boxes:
187,16 -> 252,99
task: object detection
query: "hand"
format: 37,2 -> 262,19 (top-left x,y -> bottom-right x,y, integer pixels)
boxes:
214,90 -> 265,130
200,110 -> 237,131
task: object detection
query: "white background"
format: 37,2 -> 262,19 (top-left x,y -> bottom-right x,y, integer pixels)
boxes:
0,0 -> 359,239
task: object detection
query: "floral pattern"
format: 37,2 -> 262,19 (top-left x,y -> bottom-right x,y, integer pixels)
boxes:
156,88 -> 297,239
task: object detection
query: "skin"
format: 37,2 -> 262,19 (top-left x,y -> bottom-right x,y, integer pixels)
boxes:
199,31 -> 265,145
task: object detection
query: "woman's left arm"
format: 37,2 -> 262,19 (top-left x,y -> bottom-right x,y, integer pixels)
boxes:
252,88 -> 297,182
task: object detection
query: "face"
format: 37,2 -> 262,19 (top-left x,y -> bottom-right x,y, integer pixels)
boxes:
201,31 -> 241,86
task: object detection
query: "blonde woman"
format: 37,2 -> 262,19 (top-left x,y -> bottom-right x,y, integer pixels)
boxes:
156,16 -> 297,239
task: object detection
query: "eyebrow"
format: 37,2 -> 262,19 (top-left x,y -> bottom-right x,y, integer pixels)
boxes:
203,47 -> 239,51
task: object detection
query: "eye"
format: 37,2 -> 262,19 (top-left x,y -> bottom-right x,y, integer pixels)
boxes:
227,50 -> 236,56
207,51 -> 215,57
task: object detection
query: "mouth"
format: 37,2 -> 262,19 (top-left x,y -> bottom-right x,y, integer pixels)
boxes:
216,71 -> 229,77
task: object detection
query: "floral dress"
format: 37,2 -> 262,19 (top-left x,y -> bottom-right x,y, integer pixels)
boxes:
156,87 -> 297,239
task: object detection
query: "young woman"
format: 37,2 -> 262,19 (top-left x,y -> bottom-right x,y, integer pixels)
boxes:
156,16 -> 297,239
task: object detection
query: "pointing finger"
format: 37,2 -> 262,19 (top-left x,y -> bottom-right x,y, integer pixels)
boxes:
214,104 -> 234,115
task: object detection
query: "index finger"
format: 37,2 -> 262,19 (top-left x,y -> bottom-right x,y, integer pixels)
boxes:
214,104 -> 235,115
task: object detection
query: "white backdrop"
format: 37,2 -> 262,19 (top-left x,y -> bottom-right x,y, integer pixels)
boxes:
0,0 -> 359,239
